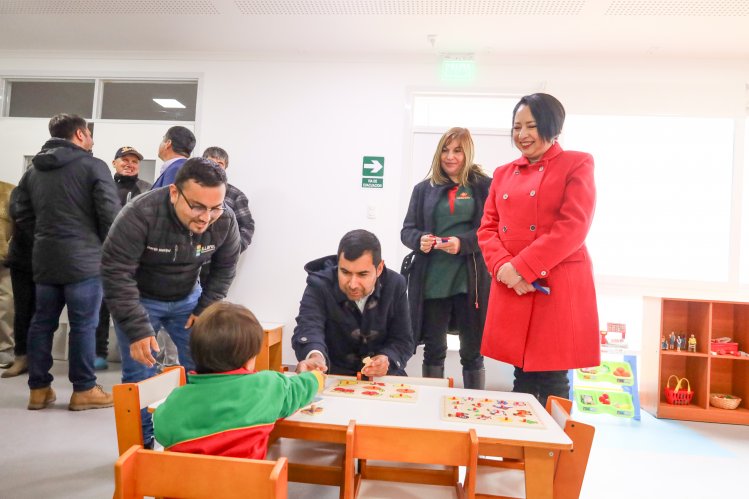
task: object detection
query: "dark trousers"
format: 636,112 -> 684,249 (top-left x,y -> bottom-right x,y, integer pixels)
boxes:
95,301 -> 110,358
10,267 -> 35,357
513,367 -> 570,408
422,294 -> 483,371
27,276 -> 102,392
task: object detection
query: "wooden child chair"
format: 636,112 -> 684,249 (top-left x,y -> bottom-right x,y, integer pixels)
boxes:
266,374 -> 355,498
344,420 -> 478,499
113,366 -> 186,455
475,396 -> 595,499
357,374 -> 459,486
114,444 -> 287,499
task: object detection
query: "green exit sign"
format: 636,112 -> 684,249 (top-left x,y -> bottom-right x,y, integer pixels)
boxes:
362,156 -> 384,189
441,57 -> 475,83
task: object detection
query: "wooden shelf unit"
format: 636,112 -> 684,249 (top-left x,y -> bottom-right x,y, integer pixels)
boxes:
642,297 -> 749,425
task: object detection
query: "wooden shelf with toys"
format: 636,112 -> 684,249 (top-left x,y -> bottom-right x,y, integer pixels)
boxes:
642,297 -> 748,425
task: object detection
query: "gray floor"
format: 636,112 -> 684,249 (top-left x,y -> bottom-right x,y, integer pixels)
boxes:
1,360 -> 747,498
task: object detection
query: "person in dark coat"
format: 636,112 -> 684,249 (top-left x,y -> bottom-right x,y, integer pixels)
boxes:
94,146 -> 152,371
401,127 -> 491,389
1,187 -> 35,378
15,113 -> 121,411
102,158 -> 241,447
151,126 -> 195,189
292,230 -> 413,377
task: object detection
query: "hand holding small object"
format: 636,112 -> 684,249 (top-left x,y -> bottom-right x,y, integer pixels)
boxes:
420,234 -> 436,254
131,336 -> 160,367
434,236 -> 461,255
361,354 -> 389,377
511,278 -> 536,296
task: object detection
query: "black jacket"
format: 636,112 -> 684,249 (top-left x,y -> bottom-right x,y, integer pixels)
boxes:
15,139 -> 120,284
101,187 -> 241,344
6,187 -> 33,272
114,174 -> 152,206
292,255 -> 414,376
400,173 -> 492,345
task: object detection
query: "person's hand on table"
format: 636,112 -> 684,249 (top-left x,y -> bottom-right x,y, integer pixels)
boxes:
130,337 -> 160,367
296,352 -> 328,373
420,233 -> 436,254
434,236 -> 461,255
361,355 -> 389,377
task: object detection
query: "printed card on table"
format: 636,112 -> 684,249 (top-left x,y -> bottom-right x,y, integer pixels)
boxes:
322,379 -> 418,403
441,396 -> 545,428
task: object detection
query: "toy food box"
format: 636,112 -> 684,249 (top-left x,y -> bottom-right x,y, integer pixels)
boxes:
574,388 -> 635,418
576,361 -> 634,386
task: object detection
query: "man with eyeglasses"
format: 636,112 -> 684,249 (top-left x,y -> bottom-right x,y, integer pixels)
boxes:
101,157 -> 241,447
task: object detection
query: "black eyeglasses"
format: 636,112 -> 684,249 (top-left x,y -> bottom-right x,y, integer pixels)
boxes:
176,185 -> 225,218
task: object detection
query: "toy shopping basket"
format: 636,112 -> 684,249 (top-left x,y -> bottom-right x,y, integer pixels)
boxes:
665,375 -> 694,405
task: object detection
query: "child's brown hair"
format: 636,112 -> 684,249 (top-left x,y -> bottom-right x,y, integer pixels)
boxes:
190,301 -> 263,374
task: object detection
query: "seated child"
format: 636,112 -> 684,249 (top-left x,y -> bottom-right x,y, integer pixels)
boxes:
153,301 -> 324,459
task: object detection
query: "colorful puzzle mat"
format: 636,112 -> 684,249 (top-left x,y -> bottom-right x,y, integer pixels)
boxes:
441,396 -> 545,428
322,379 -> 419,402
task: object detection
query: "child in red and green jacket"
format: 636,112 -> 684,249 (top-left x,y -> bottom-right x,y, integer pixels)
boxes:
153,301 -> 324,459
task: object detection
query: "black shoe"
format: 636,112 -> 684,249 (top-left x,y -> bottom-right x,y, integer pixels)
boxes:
422,364 -> 445,379
463,368 -> 486,390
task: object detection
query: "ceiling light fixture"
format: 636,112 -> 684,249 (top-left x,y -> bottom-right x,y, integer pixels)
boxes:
153,98 -> 186,109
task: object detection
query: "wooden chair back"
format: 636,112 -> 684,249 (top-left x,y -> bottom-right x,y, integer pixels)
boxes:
114,445 -> 287,499
548,398 -> 595,499
267,375 -> 353,495
344,420 -> 478,499
476,397 -> 594,499
358,374 -> 457,486
113,366 -> 186,455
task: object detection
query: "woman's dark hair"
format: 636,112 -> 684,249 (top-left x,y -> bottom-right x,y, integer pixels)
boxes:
174,157 -> 227,189
338,229 -> 382,266
190,302 -> 264,374
512,93 -> 566,142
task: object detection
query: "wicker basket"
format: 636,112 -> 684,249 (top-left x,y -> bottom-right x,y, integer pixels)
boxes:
710,393 -> 742,410
665,375 -> 694,405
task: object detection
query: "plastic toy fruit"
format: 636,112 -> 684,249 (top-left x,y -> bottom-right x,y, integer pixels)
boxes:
613,367 -> 631,377
598,393 -> 611,405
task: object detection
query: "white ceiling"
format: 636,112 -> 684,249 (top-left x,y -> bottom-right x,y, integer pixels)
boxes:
0,0 -> 747,60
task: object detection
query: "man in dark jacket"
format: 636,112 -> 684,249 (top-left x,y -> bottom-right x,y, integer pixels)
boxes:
293,229 -> 414,377
112,146 -> 151,204
94,146 -> 152,371
15,113 -> 121,411
102,157 -> 240,446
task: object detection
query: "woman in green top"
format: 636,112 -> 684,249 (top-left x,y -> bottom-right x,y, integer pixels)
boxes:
401,128 -> 492,389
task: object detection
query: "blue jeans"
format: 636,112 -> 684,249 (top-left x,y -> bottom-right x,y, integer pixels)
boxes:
27,276 -> 102,392
114,284 -> 201,443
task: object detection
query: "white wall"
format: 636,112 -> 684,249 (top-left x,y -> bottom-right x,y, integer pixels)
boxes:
2,53 -> 748,389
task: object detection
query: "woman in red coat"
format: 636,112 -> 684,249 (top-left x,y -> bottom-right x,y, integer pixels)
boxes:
477,93 -> 599,406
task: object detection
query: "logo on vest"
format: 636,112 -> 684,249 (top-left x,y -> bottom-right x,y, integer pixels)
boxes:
195,244 -> 216,257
